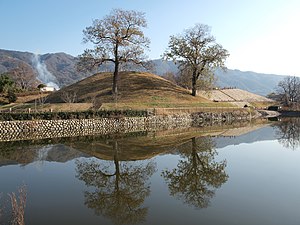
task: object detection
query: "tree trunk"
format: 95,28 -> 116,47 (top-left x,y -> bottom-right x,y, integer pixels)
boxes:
113,42 -> 119,98
112,61 -> 119,97
191,137 -> 198,169
191,70 -> 197,96
113,141 -> 120,191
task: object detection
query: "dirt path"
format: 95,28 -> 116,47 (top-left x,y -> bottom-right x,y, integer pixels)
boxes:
257,110 -> 280,118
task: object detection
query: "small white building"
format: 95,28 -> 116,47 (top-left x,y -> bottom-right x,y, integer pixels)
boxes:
40,86 -> 56,92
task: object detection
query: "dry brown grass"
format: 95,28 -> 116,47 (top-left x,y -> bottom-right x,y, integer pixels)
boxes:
0,102 -> 93,113
44,71 -> 234,110
16,92 -> 49,103
8,185 -> 26,225
152,106 -> 243,115
40,103 -> 92,112
1,72 -> 238,112
250,101 -> 277,109
198,89 -> 273,103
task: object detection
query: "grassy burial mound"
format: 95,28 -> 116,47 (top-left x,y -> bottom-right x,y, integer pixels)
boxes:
46,71 -> 231,110
198,88 -> 274,108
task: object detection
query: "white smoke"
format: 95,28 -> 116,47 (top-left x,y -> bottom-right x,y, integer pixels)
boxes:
36,145 -> 52,162
33,145 -> 53,171
32,54 -> 60,90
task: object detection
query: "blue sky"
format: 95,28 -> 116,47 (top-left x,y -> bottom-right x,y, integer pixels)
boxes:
1,0 -> 300,75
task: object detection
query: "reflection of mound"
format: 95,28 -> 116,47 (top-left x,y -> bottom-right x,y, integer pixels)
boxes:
216,123 -> 270,137
70,135 -> 186,161
70,121 -> 271,161
0,120 -> 272,165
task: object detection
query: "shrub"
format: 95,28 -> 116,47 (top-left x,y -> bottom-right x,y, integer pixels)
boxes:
0,109 -> 148,121
7,89 -> 17,103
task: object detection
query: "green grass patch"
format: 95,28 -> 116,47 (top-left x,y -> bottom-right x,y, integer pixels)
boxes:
0,109 -> 149,121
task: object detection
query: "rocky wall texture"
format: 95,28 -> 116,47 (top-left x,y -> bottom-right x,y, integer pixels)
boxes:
0,110 -> 252,142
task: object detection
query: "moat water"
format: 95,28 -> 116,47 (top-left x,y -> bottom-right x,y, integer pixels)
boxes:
1,118 -> 300,225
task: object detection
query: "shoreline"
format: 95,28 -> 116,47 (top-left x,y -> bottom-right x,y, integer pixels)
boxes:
0,110 -> 254,142
279,111 -> 300,117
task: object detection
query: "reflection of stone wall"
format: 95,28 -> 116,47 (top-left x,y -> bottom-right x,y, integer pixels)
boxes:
0,111 -> 252,142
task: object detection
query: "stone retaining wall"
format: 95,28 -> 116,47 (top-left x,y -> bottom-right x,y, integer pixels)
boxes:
0,110 -> 252,142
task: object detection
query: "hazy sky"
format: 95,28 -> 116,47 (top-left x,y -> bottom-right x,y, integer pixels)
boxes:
1,0 -> 300,75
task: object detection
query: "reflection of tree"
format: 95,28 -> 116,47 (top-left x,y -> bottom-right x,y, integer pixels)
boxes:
162,137 -> 228,208
76,141 -> 156,225
274,117 -> 300,150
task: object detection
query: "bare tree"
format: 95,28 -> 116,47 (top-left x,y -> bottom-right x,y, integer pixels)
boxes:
61,91 -> 77,104
162,137 -> 228,208
88,94 -> 102,111
76,140 -> 156,225
274,117 -> 300,150
276,76 -> 300,106
175,69 -> 192,90
10,63 -> 37,90
164,24 -> 229,96
37,92 -> 48,106
161,72 -> 177,84
77,8 -> 150,97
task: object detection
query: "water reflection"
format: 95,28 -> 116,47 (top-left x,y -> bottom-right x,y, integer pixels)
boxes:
3,119 -> 297,225
162,137 -> 228,208
0,143 -> 86,166
273,117 -> 300,150
75,140 -> 156,225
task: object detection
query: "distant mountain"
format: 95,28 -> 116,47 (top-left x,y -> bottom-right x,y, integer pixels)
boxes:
151,59 -> 287,96
0,49 -> 34,74
38,52 -> 90,86
0,49 -> 90,88
214,69 -> 286,96
151,59 -> 179,75
0,49 -> 287,95
214,125 -> 276,149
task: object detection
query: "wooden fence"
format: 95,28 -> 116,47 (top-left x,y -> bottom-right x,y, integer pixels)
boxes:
149,106 -> 249,115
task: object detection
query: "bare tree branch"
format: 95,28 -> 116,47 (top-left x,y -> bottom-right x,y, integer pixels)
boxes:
61,91 -> 77,104
77,9 -> 150,98
164,24 -> 229,96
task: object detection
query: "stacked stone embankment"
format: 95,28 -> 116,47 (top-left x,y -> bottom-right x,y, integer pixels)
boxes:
0,110 -> 253,142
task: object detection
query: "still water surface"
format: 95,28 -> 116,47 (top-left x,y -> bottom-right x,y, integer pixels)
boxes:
1,119 -> 300,225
